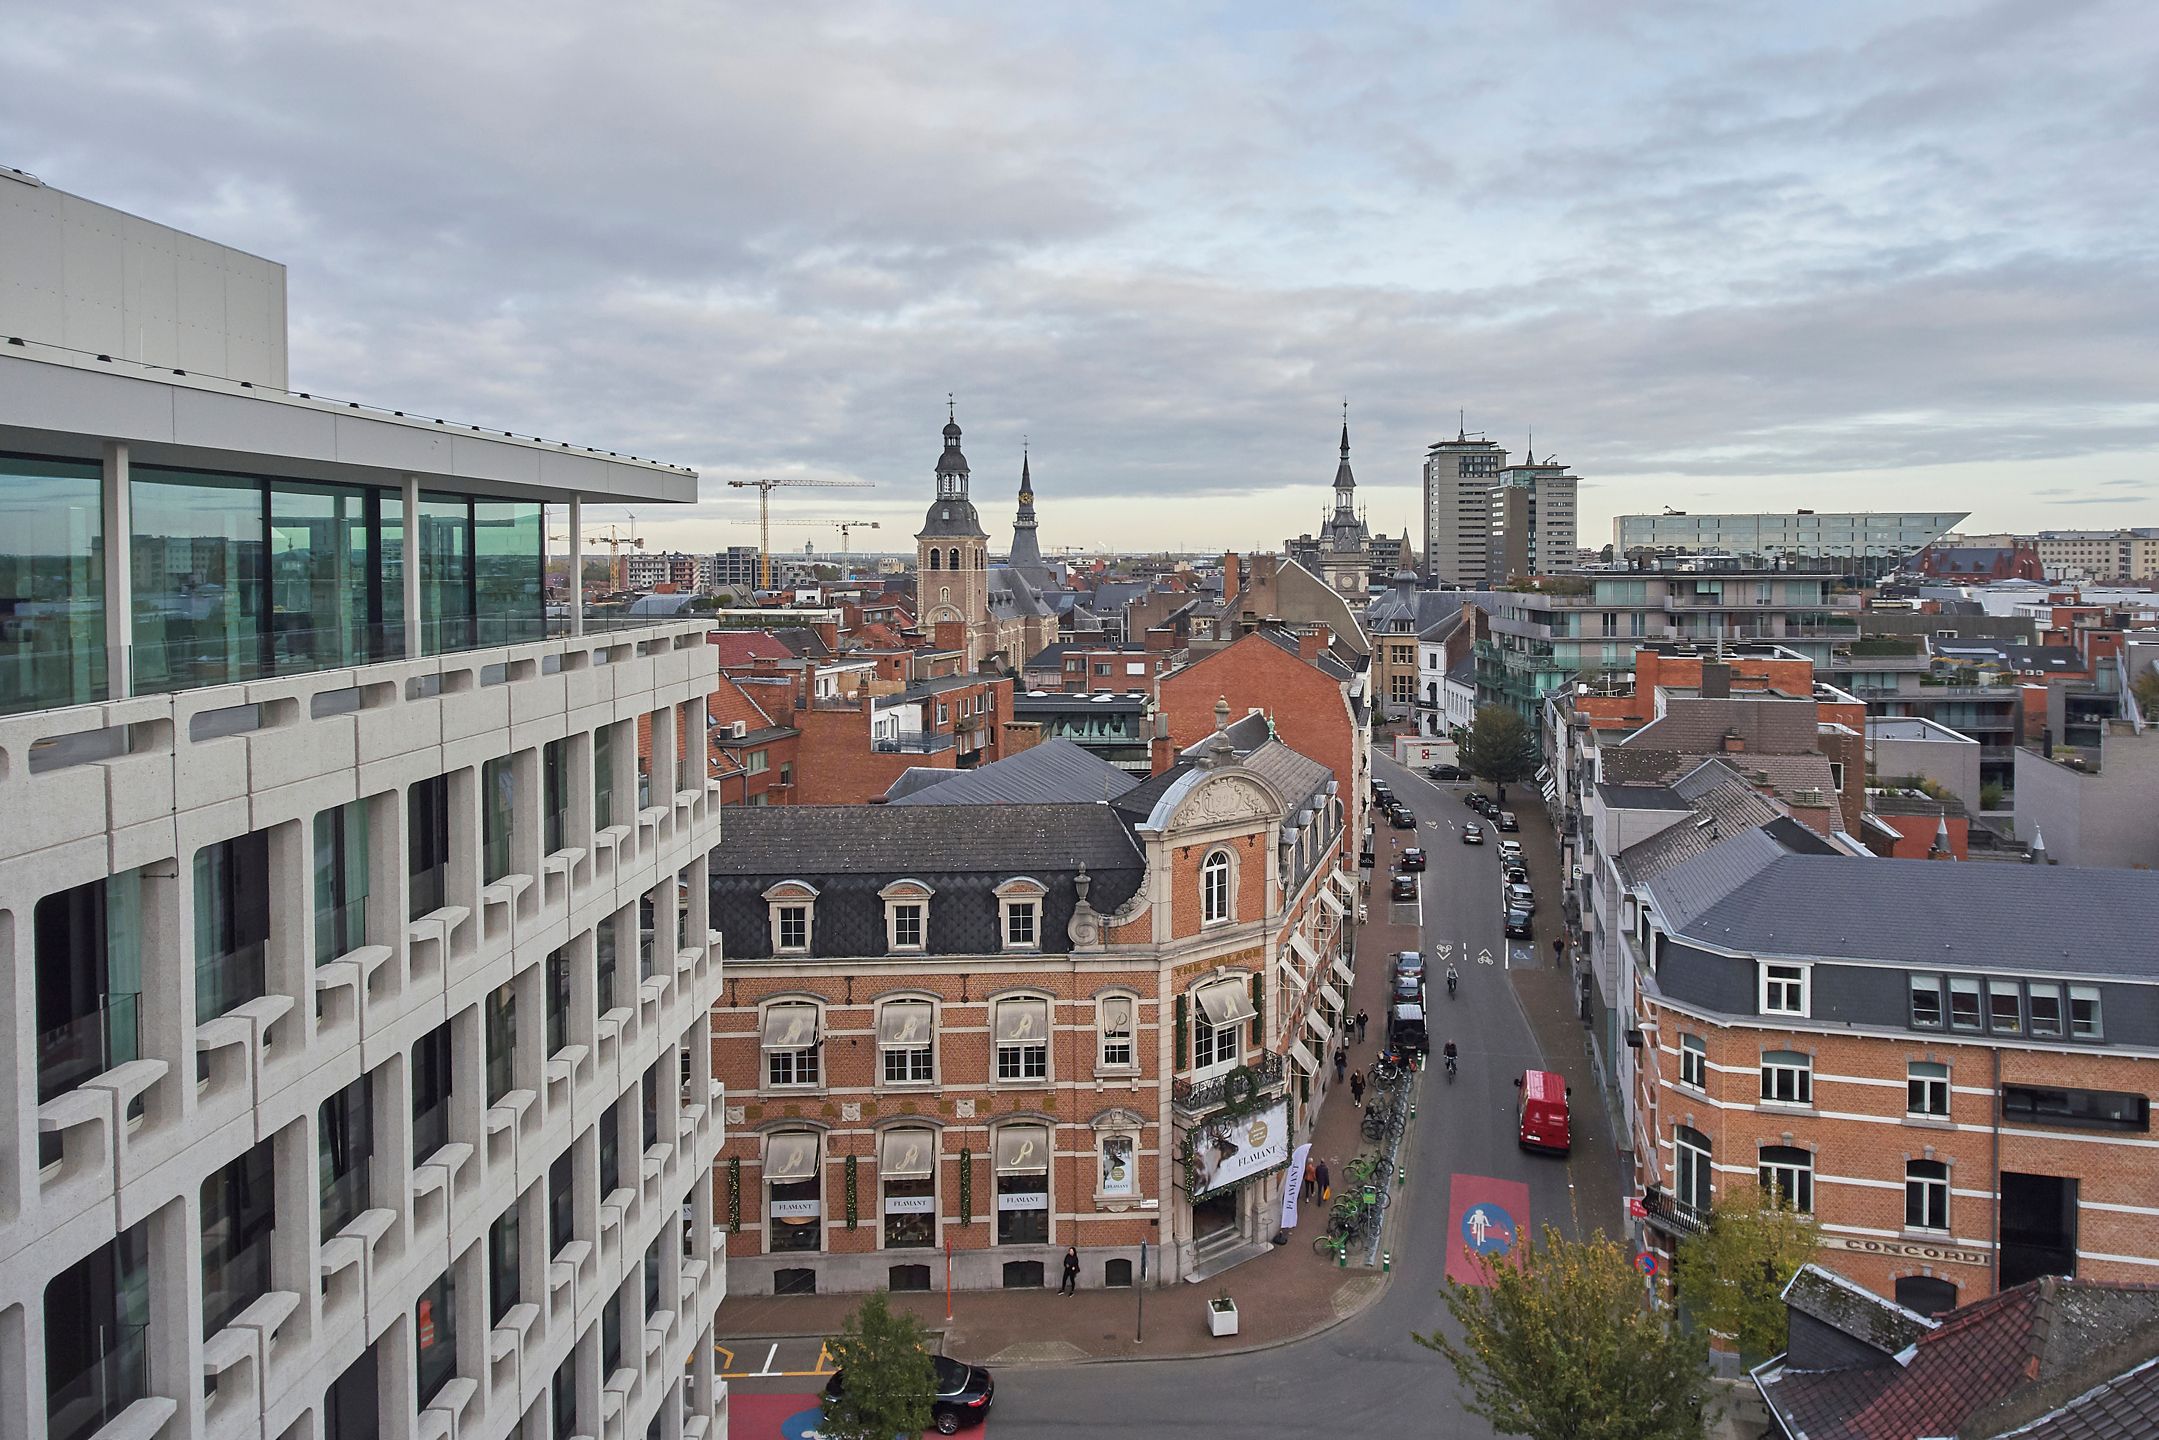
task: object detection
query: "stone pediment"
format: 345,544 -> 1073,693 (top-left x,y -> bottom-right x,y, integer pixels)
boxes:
1168,773 -> 1280,833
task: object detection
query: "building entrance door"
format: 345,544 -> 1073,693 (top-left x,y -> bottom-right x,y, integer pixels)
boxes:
1192,1190 -> 1239,1241
2000,1172 -> 2078,1289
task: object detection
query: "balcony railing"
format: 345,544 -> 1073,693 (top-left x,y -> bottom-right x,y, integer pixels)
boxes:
1641,1185 -> 1709,1238
195,941 -> 267,1025
872,730 -> 957,754
1172,1051 -> 1286,1115
46,1323 -> 149,1440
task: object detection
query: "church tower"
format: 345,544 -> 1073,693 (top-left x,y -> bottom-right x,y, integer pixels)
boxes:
1006,443 -> 1053,590
915,400 -> 991,667
1319,406 -> 1374,597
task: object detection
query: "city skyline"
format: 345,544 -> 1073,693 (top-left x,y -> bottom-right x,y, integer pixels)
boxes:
5,1 -> 2156,554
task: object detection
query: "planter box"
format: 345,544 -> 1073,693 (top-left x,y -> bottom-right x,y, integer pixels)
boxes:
1207,1299 -> 1239,1338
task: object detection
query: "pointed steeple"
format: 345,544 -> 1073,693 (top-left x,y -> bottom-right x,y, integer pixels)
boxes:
1008,439 -> 1048,582
1333,400 -> 1356,507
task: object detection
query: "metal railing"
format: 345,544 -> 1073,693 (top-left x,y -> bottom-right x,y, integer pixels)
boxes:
1172,1051 -> 1286,1115
1641,1184 -> 1709,1237
45,1323 -> 148,1440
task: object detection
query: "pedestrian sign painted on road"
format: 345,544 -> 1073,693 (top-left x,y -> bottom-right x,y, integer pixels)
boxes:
1462,1203 -> 1516,1257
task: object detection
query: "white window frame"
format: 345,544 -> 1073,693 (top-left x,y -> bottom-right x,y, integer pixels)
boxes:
1759,962 -> 1809,1017
2028,985 -> 2064,1038
876,997 -> 936,1087
993,995 -> 1050,1083
1096,993 -> 1138,1073
1759,1050 -> 1813,1107
1201,848 -> 1234,927
995,877 -> 1047,953
1905,1159 -> 1950,1233
763,880 -> 818,956
878,879 -> 934,955
1673,1125 -> 1712,1214
1678,1034 -> 1708,1091
1907,1060 -> 1950,1117
1910,974 -> 1943,1029
761,1001 -> 823,1090
2070,985 -> 2103,1039
1758,1146 -> 1814,1214
1948,977 -> 1982,1031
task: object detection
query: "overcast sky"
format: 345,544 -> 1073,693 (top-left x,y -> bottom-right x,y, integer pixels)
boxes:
6,0 -> 2157,556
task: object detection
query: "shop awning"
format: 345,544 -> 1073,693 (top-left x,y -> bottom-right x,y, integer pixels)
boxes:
1287,1040 -> 1320,1076
1330,870 -> 1359,900
879,1129 -> 935,1180
1286,932 -> 1322,974
1318,982 -> 1345,1014
761,1004 -> 819,1050
1331,954 -> 1355,989
993,997 -> 1049,1044
765,1133 -> 818,1183
1316,889 -> 1347,920
1304,1008 -> 1332,1045
994,1125 -> 1050,1174
878,1000 -> 932,1049
1099,995 -> 1134,1041
1194,977 -> 1257,1029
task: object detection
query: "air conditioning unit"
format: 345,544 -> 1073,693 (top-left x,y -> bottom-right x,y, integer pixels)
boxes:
731,720 -> 748,738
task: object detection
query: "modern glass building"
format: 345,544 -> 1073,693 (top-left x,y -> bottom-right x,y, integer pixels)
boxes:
1,177 -> 727,1440
1611,511 -> 1968,578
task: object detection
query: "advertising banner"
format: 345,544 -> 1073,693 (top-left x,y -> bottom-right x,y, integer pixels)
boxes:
1281,1142 -> 1312,1229
1192,1097 -> 1291,1199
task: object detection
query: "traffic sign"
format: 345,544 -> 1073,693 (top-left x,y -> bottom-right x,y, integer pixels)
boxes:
1627,1197 -> 1648,1218
1636,1251 -> 1659,1275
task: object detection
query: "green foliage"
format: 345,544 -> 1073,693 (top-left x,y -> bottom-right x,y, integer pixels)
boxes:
1980,780 -> 2006,811
1671,1184 -> 1821,1364
2132,667 -> 2159,721
1417,1225 -> 1709,1440
1459,705 -> 1543,788
819,1292 -> 936,1440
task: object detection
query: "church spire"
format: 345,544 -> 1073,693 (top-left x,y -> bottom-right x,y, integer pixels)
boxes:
1333,401 -> 1356,510
1009,438 -> 1047,579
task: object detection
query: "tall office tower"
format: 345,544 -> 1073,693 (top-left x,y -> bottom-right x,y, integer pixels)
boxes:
1423,427 -> 1508,586
1,175 -> 727,1440
1490,449 -> 1580,581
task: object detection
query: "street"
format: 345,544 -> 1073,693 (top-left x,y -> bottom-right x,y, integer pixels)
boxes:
891,756 -> 1627,1438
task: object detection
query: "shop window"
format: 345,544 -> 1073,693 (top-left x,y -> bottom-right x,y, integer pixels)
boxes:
994,1126 -> 1050,1245
766,1133 -> 822,1253
880,1129 -> 937,1249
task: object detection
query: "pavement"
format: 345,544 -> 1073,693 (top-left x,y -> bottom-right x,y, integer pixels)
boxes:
719,750 -> 1633,1438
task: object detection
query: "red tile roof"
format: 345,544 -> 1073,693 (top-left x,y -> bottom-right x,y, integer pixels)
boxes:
709,631 -> 795,666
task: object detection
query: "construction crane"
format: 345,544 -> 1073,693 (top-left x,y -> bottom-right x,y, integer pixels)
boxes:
550,517 -> 644,594
727,477 -> 875,588
833,520 -> 880,555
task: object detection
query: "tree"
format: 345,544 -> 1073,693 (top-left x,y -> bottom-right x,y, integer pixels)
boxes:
819,1292 -> 936,1440
1459,704 -> 1542,801
2132,666 -> 2159,722
1672,1183 -> 1821,1363
1416,1225 -> 1710,1440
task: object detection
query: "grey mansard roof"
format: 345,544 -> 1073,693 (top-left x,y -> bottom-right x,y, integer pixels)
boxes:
1655,853 -> 2159,978
885,738 -> 1139,807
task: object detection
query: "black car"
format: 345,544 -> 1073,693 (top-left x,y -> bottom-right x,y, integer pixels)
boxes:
1469,792 -> 1497,816
1390,874 -> 1417,901
1497,810 -> 1520,832
1428,763 -> 1466,782
1398,847 -> 1427,872
1391,808 -> 1417,830
1505,905 -> 1533,939
825,1354 -> 994,1434
1372,784 -> 1394,808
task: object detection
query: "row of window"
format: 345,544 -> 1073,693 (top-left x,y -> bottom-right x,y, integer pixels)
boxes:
1672,1128 -> 1954,1232
1675,1042 -> 2147,1132
757,1122 -> 1140,1253
1753,962 -> 2108,1044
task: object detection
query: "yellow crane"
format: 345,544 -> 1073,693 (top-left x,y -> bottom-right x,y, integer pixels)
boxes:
727,477 -> 875,588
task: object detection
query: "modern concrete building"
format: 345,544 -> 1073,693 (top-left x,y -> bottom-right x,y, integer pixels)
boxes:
1867,716 -> 1984,817
1612,511 -> 1967,576
1,179 -> 726,1440
2013,717 -> 2159,870
1422,429 -> 1507,587
1491,452 -> 1579,581
2034,529 -> 2159,584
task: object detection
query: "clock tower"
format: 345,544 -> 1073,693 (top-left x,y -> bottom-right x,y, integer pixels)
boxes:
915,400 -> 991,667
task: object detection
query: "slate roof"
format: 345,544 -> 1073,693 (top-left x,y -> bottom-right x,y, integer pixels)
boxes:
1666,853 -> 2159,977
710,804 -> 1143,959
1624,696 -> 1822,754
886,738 -> 1139,807
1759,1274 -> 2159,1440
1783,1264 -> 1936,1356
1597,783 -> 1696,812
1614,769 -> 1791,888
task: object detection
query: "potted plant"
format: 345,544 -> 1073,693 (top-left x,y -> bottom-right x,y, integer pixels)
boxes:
1207,1289 -> 1239,1337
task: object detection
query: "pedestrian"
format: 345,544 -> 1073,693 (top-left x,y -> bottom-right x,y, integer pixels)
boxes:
1316,1159 -> 1331,1204
1350,1069 -> 1365,1107
1355,1009 -> 1369,1043
1303,1154 -> 1318,1202
1060,1245 -> 1080,1296
1333,1044 -> 1347,1082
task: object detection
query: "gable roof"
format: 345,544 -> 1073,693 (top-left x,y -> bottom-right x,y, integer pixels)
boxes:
709,631 -> 796,666
886,738 -> 1139,807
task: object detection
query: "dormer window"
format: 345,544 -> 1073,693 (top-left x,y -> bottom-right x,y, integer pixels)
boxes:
763,881 -> 818,955
995,877 -> 1047,952
879,880 -> 934,954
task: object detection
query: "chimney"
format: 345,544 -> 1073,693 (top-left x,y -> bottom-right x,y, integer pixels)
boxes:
1721,731 -> 1746,754
1700,662 -> 1732,699
1149,710 -> 1175,774
1298,630 -> 1326,664
813,619 -> 839,653
1222,552 -> 1241,606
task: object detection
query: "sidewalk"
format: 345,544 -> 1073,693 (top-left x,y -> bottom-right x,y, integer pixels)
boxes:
713,869 -> 1419,1367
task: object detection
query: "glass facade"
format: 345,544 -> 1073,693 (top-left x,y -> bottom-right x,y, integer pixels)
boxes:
474,502 -> 544,646
313,801 -> 370,965
268,480 -> 379,672
0,453 -> 105,716
194,832 -> 269,1024
417,495 -> 473,653
132,468 -> 266,694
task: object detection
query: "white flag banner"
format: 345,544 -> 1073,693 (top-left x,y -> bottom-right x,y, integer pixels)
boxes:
1281,1142 -> 1312,1230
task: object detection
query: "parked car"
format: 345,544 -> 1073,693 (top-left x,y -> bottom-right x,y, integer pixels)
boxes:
1471,792 -> 1499,816
1393,950 -> 1426,983
1502,864 -> 1529,888
1505,905 -> 1534,939
1398,847 -> 1427,872
1372,783 -> 1394,808
1461,822 -> 1485,845
1392,969 -> 1425,1004
1428,763 -> 1466,782
825,1354 -> 995,1434
1390,874 -> 1417,900
1506,882 -> 1536,914
1461,790 -> 1483,810
1389,999 -> 1429,1055
1391,808 -> 1417,830
1498,839 -> 1525,864
1496,810 -> 1520,832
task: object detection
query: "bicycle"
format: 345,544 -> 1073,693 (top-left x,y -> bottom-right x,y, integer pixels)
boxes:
1342,1153 -> 1388,1186
1313,1229 -> 1354,1260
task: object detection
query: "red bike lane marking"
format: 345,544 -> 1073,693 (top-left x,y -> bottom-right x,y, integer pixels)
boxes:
729,1391 -> 994,1438
1443,1174 -> 1532,1288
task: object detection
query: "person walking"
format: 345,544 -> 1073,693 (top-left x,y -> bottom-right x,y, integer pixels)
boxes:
1303,1154 -> 1318,1202
1355,1009 -> 1369,1043
1349,1068 -> 1365,1107
1316,1158 -> 1331,1204
1333,1044 -> 1348,1082
1060,1246 -> 1080,1296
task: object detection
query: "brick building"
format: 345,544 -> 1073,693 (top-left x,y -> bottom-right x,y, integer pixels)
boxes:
1630,850 -> 2159,1315
707,674 -> 801,806
708,721 -> 1354,1294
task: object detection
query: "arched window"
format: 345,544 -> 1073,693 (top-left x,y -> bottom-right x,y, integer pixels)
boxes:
1673,1125 -> 1712,1215
927,549 -> 941,571
948,547 -> 961,571
1201,849 -> 1233,925
1758,1145 -> 1814,1214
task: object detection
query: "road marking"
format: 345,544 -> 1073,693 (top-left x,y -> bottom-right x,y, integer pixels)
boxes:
757,1342 -> 779,1376
714,1343 -> 735,1369
1478,947 -> 1494,966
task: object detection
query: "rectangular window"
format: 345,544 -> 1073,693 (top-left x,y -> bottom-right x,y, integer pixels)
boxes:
201,1140 -> 276,1337
473,501 -> 542,646
2028,985 -> 2064,1038
484,982 -> 516,1106
407,775 -> 450,921
488,1205 -> 521,1325
777,905 -> 808,953
1760,1050 -> 1812,1107
995,998 -> 1049,1082
766,1133 -> 821,1252
417,494 -> 474,653
879,1001 -> 934,1085
880,1130 -> 936,1248
2001,1085 -> 2149,1132
1099,996 -> 1136,1070
1908,1061 -> 1950,1117
994,1127 -> 1051,1245
1679,1034 -> 1707,1090
1673,1127 -> 1712,1214
131,467 -> 267,694
0,453 -> 107,715
317,1075 -> 373,1241
593,724 -> 617,831
745,750 -> 769,775
312,801 -> 371,965
43,1223 -> 150,1440
194,831 -> 270,1023
1760,963 -> 1807,1016
1948,977 -> 1982,1031
1005,901 -> 1038,949
1910,975 -> 1943,1029
550,1150 -> 576,1257
890,903 -> 924,951
763,1004 -> 821,1088
414,1268 -> 456,1407
599,1104 -> 620,1196
545,947 -> 570,1056
2070,986 -> 2102,1039
542,739 -> 567,856
1988,981 -> 2022,1035
268,479 -> 379,671
1905,1161 -> 1950,1232
33,873 -> 144,1167
411,1023 -> 452,1163
1758,1146 -> 1814,1214
482,755 -> 514,885
595,914 -> 619,1014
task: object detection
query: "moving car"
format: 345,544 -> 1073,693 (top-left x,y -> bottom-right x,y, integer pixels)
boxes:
1391,808 -> 1417,830
1496,810 -> 1520,832
1390,874 -> 1417,900
1504,905 -> 1533,939
1398,847 -> 1427,872
824,1354 -> 995,1434
1428,763 -> 1466,781
1461,822 -> 1484,845
1506,882 -> 1536,914
1515,1069 -> 1573,1155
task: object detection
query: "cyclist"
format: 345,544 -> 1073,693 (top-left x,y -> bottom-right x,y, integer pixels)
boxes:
1442,1039 -> 1459,1078
1446,961 -> 1459,997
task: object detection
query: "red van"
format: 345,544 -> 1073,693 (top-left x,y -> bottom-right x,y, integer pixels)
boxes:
1515,1069 -> 1572,1155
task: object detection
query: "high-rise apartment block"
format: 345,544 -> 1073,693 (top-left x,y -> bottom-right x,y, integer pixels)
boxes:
1494,456 -> 1578,582
2,175 -> 727,1440
1422,431 -> 1506,586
